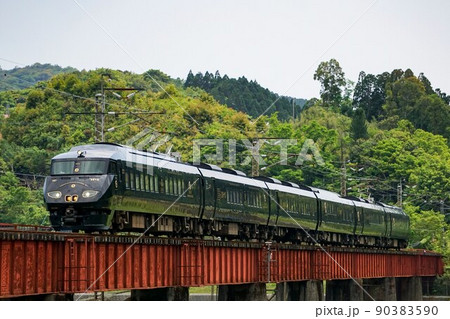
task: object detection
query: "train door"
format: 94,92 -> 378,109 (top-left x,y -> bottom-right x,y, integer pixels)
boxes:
384,208 -> 391,238
201,177 -> 216,220
266,188 -> 278,227
360,208 -> 365,234
109,160 -> 119,193
354,205 -> 363,234
312,193 -> 321,231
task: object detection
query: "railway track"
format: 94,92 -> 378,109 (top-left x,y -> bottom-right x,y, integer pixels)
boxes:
0,223 -> 440,256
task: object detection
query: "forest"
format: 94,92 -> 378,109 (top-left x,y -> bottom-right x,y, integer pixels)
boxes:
0,60 -> 449,282
184,70 -> 306,120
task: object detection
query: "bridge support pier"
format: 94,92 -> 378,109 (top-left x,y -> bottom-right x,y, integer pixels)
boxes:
130,287 -> 189,301
276,280 -> 324,301
218,283 -> 267,301
363,277 -> 397,301
397,276 -> 422,301
325,279 -> 364,301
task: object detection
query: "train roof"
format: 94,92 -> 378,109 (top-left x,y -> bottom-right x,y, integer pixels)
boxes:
198,167 -> 267,188
265,182 -> 317,199
351,198 -> 384,211
377,202 -> 408,216
220,167 -> 247,177
52,143 -> 178,162
310,187 -> 355,206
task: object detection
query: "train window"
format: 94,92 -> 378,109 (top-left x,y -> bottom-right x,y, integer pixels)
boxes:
155,176 -> 159,193
125,169 -> 130,189
108,162 -> 117,175
133,170 -> 137,190
136,172 -> 141,191
342,206 -> 352,221
80,161 -> 107,174
187,180 -> 193,198
141,173 -> 145,191
286,198 -> 292,213
51,161 -> 73,175
226,189 -> 243,205
145,175 -> 150,192
178,179 -> 183,196
248,191 -> 261,208
51,160 -> 107,175
330,203 -> 337,216
164,178 -> 169,194
284,198 -> 288,212
130,170 -> 135,190
149,175 -> 154,192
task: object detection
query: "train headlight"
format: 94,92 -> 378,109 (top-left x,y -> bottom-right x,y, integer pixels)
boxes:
82,190 -> 99,198
47,191 -> 62,199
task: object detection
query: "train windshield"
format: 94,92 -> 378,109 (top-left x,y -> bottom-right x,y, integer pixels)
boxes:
51,160 -> 107,175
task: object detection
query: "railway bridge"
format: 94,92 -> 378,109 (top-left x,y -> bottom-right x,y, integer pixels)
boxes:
0,224 -> 444,301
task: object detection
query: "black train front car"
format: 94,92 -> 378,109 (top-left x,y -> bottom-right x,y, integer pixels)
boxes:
43,143 -> 409,248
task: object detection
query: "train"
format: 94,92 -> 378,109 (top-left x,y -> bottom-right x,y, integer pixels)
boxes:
43,143 -> 409,248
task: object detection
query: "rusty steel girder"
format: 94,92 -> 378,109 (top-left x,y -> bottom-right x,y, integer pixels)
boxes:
0,228 -> 444,299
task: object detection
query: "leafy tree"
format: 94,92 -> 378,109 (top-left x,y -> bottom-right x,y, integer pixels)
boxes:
380,69 -> 450,140
352,71 -> 389,120
384,75 -> 425,119
25,89 -> 45,109
0,159 -> 48,225
406,205 -> 449,255
418,73 -> 434,95
435,88 -> 450,104
411,94 -> 450,137
350,108 -> 368,140
313,59 -> 346,108
185,70 -> 195,87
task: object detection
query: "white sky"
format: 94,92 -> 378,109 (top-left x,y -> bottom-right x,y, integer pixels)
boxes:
0,0 -> 449,99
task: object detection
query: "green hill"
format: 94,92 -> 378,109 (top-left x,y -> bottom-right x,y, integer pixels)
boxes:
0,63 -> 76,91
